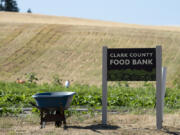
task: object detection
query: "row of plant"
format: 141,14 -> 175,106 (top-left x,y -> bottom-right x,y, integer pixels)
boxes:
1,79 -> 180,115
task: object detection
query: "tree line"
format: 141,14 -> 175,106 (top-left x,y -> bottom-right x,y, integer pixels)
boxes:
0,0 -> 32,13
0,0 -> 19,12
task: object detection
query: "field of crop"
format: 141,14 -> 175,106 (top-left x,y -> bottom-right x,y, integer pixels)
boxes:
1,12 -> 180,86
0,80 -> 180,115
1,80 -> 180,134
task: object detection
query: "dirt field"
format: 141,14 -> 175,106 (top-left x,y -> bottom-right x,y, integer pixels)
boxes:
1,12 -> 180,86
1,113 -> 180,135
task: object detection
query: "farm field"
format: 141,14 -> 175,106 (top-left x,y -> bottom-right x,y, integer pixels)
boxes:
1,81 -> 180,114
1,12 -> 180,134
1,12 -> 180,86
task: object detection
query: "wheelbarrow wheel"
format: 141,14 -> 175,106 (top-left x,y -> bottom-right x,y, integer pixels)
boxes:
55,121 -> 62,127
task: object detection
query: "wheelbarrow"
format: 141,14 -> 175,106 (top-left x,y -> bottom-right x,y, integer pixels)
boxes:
31,92 -> 76,128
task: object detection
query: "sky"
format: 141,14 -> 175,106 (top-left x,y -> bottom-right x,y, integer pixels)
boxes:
17,0 -> 180,26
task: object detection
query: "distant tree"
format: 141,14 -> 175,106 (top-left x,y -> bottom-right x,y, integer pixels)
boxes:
0,0 -> 19,12
0,0 -> 5,11
0,3 -> 2,10
5,0 -> 19,12
27,8 -> 32,13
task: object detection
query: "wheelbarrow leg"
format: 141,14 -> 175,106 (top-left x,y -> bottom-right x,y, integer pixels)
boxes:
55,110 -> 62,127
60,107 -> 67,129
55,105 -> 67,128
40,110 -> 46,128
41,122 -> 45,128
63,114 -> 67,129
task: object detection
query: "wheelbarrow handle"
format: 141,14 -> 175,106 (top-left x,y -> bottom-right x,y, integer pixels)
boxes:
29,102 -> 38,108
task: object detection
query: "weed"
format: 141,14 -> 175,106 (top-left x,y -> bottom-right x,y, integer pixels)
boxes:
52,74 -> 63,86
25,72 -> 38,83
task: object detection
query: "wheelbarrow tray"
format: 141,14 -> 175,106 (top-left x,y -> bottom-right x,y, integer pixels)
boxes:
32,92 -> 75,110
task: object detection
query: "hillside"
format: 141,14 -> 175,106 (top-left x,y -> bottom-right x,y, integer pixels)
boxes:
0,12 -> 180,86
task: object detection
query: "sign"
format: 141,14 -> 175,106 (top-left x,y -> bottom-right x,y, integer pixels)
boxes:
107,48 -> 156,81
102,46 -> 165,130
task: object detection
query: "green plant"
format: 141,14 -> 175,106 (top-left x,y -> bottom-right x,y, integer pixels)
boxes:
115,81 -> 122,87
52,74 -> 62,86
173,76 -> 180,88
31,107 -> 40,113
0,81 -> 180,115
25,72 -> 38,83
124,81 -> 129,87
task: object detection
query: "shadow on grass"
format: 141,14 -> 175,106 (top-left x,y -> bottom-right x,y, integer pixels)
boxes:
66,124 -> 120,133
162,126 -> 180,135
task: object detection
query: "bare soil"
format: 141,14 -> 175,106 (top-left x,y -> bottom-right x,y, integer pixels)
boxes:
1,113 -> 180,135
